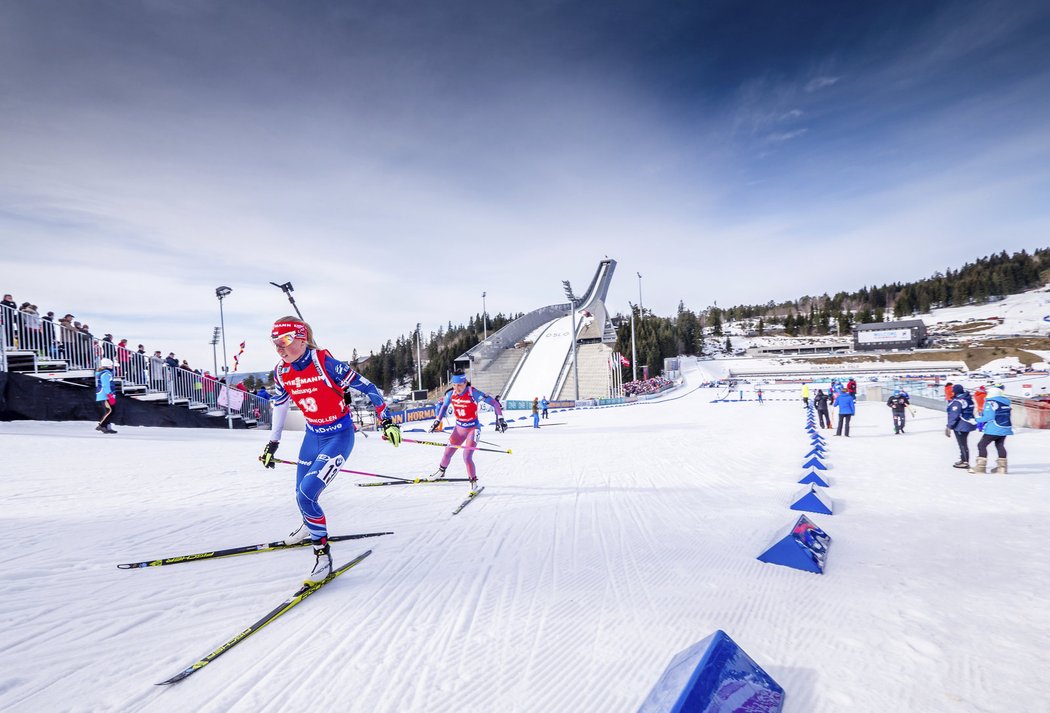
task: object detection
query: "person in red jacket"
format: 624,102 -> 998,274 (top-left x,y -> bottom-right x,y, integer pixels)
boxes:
260,316 -> 401,586
974,385 -> 987,413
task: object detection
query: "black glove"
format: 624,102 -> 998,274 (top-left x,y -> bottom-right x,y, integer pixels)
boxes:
261,440 -> 279,468
381,417 -> 402,447
343,391 -> 354,405
496,418 -> 508,433
944,428 -> 951,438
430,419 -> 444,433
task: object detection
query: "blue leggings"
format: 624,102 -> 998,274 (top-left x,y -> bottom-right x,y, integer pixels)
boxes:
295,427 -> 354,541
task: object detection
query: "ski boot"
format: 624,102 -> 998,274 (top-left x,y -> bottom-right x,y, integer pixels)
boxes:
468,476 -> 479,495
304,540 -> 332,586
429,466 -> 447,481
283,522 -> 311,546
969,457 -> 987,475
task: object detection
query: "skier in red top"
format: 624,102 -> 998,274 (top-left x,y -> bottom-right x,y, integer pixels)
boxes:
429,369 -> 507,492
259,316 -> 401,585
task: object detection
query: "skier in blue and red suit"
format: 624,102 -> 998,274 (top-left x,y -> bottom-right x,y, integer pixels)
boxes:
429,369 -> 508,491
259,316 -> 401,585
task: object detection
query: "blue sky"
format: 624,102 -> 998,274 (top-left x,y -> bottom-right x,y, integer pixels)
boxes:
2,1 -> 1048,373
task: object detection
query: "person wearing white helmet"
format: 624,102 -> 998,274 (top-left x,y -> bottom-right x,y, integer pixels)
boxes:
94,357 -> 117,434
971,385 -> 1013,474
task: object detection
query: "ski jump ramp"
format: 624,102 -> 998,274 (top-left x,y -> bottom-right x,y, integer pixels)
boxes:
459,259 -> 617,401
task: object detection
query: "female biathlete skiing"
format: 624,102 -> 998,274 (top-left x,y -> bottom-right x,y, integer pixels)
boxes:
259,316 -> 402,585
429,369 -> 507,492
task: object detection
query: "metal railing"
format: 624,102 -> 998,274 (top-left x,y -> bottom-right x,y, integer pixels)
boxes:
1,302 -> 270,427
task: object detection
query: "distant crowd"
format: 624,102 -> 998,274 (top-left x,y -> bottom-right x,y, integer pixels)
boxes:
2,292 -> 198,373
1,291 -> 272,402
624,376 -> 674,396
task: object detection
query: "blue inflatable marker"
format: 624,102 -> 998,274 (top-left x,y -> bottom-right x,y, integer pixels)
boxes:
798,471 -> 830,487
790,485 -> 834,515
804,447 -> 826,459
802,457 -> 828,470
638,630 -> 785,713
757,515 -> 832,574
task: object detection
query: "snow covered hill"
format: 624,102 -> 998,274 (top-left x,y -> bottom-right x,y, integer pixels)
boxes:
2,360 -> 1049,712
922,285 -> 1050,336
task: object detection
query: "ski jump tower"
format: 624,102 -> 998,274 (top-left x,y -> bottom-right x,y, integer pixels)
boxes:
456,259 -> 619,403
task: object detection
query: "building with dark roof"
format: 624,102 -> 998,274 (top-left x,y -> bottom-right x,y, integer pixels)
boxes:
852,319 -> 927,351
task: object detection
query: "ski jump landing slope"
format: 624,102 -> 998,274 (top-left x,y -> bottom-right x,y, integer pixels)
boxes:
500,259 -> 615,402
501,315 -> 576,402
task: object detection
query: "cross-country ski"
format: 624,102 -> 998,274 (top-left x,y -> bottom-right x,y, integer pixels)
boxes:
158,550 -> 372,685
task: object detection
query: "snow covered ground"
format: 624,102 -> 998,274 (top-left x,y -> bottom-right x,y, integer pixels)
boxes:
924,285 -> 1050,336
3,359 -> 1050,713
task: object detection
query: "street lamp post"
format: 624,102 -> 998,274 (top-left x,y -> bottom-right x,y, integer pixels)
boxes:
216,286 -> 233,429
630,303 -> 638,382
637,272 -> 644,319
416,323 -> 423,392
482,291 -> 488,340
562,280 -> 580,401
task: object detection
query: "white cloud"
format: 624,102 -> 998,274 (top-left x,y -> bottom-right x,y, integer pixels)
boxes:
766,128 -> 808,142
804,76 -> 841,92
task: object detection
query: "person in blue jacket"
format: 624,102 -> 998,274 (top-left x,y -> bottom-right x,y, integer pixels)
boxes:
834,389 -> 856,437
829,379 -> 844,405
945,383 -> 976,469
95,357 -> 118,434
540,396 -> 550,419
971,385 -> 1013,474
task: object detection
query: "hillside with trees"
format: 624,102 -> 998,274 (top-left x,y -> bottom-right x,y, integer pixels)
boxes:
614,247 -> 1048,379
356,312 -> 520,392
355,248 -> 1048,390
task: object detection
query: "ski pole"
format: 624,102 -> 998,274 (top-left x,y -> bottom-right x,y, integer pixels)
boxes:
383,436 -> 512,455
267,457 -> 412,482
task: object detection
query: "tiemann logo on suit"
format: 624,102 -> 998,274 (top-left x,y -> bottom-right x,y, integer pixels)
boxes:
283,374 -> 326,389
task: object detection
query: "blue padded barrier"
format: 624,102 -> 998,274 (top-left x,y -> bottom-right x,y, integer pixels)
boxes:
798,471 -> 831,488
638,629 -> 785,713
790,485 -> 834,515
757,514 -> 832,574
802,457 -> 828,471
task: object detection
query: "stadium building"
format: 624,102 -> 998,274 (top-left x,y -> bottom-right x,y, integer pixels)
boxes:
852,319 -> 927,352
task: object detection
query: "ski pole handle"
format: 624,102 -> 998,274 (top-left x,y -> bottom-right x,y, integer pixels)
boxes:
383,436 -> 512,455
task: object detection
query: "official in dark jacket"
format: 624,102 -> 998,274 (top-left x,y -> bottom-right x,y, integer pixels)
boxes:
946,383 -> 976,469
